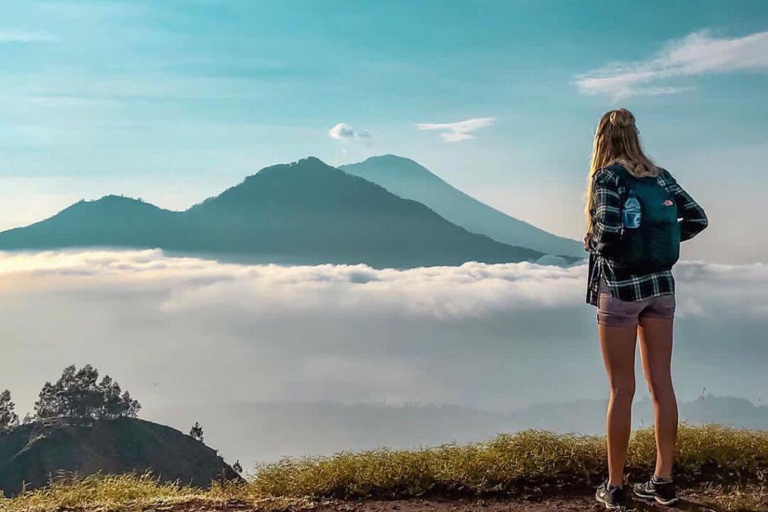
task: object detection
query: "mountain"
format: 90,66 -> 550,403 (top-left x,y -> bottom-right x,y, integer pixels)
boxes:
0,417 -> 241,496
0,195 -> 181,250
340,155 -> 583,257
0,157 -> 551,268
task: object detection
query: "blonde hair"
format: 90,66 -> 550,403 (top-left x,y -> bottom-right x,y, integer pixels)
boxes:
586,108 -> 657,231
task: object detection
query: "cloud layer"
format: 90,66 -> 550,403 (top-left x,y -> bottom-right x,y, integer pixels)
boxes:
2,250 -> 764,319
0,250 -> 766,462
416,117 -> 495,142
575,29 -> 768,99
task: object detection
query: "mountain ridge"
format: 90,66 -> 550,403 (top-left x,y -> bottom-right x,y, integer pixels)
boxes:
340,155 -> 583,257
0,157 -> 560,268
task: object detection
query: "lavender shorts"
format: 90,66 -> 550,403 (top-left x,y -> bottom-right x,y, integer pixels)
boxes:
597,278 -> 675,327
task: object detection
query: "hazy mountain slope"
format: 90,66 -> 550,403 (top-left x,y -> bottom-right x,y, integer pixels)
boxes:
153,395 -> 768,465
0,157 -> 547,268
340,155 -> 583,257
0,195 -> 181,250
181,157 -> 545,266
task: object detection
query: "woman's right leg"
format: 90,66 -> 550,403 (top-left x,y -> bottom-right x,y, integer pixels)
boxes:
599,323 -> 638,487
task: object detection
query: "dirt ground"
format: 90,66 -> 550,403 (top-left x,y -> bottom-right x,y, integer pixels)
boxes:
153,489 -> 733,512
304,494 -> 725,512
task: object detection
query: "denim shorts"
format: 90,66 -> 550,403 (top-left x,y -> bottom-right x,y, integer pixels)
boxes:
597,278 -> 675,327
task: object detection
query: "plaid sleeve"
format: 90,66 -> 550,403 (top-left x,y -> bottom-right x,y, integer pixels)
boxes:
663,170 -> 708,241
589,169 -> 624,256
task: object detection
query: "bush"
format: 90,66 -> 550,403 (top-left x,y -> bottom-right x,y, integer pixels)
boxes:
189,421 -> 204,442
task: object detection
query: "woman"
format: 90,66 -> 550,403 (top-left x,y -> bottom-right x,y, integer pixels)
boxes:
585,109 -> 708,510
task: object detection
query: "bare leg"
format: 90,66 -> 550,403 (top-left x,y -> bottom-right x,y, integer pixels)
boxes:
599,323 -> 638,487
638,317 -> 677,479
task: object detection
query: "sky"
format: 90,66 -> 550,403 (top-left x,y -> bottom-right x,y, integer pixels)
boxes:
2,2 -> 767,466
1,0 -> 767,263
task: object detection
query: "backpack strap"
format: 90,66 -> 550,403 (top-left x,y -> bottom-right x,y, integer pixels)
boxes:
603,163 -> 635,204
606,163 -> 635,186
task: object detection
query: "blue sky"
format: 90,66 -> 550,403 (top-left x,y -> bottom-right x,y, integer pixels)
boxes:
1,0 -> 767,262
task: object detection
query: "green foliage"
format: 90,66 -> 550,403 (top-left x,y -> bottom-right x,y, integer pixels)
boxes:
0,390 -> 19,431
34,365 -> 141,421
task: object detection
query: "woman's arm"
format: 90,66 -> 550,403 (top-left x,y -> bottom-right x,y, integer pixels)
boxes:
588,169 -> 624,256
663,171 -> 708,241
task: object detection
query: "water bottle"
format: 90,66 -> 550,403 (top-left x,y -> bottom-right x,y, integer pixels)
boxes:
622,193 -> 642,229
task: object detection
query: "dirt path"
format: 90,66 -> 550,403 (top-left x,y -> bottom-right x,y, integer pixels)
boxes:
305,495 -> 723,512
158,490 -> 729,512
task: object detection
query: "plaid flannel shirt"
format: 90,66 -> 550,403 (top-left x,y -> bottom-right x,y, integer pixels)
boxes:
586,164 -> 708,306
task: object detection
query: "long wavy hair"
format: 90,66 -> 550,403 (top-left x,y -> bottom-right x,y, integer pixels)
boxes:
585,108 -> 657,231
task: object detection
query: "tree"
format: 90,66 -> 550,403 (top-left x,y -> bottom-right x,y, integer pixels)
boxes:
33,364 -> 141,420
189,422 -> 204,442
98,375 -> 141,419
233,460 -> 243,474
0,390 -> 19,431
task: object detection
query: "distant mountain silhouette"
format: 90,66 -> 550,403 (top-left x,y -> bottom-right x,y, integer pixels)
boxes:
0,195 -> 181,249
0,157 -> 553,268
0,417 -> 240,496
159,395 -> 768,464
340,155 -> 583,257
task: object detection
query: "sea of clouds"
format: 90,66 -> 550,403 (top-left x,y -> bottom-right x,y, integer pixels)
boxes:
0,250 -> 766,462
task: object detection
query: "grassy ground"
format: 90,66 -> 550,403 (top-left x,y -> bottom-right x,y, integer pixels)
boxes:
1,424 -> 766,511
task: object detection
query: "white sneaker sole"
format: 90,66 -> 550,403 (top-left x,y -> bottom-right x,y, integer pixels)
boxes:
596,493 -> 624,510
655,495 -> 679,506
634,490 -> 679,507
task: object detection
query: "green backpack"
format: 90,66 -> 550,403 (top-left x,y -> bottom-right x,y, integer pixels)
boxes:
611,165 -> 681,274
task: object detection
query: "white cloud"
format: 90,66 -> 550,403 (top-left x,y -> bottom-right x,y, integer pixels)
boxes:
0,250 -> 765,321
575,29 -> 768,99
328,122 -> 370,141
0,30 -> 59,43
416,117 -> 495,142
0,249 -> 582,318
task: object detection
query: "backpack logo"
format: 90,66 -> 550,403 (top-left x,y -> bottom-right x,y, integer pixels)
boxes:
663,199 -> 674,206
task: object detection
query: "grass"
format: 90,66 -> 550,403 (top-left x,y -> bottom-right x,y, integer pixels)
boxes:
697,480 -> 768,512
1,424 -> 767,511
247,424 -> 768,499
0,474 -> 197,511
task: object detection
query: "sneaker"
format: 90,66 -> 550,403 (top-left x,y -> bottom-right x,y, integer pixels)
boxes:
633,475 -> 679,506
596,480 -> 628,510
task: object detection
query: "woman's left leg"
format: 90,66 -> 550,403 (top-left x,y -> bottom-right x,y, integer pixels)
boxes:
638,316 -> 677,479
